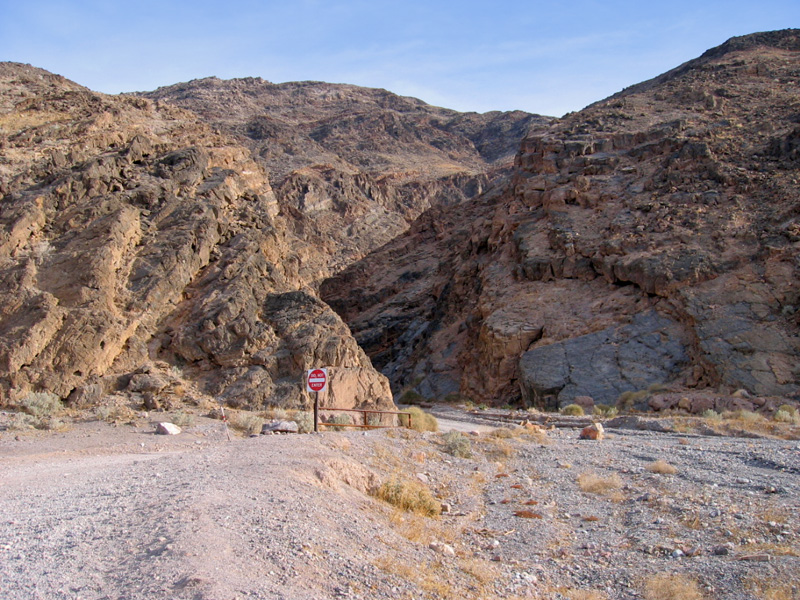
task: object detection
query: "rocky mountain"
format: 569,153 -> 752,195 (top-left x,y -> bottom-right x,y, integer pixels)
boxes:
321,29 -> 800,410
0,63 -> 394,412
140,77 -> 548,277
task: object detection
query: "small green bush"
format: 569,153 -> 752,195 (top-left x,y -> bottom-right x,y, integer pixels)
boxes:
401,406 -> 438,432
777,404 -> 798,416
702,409 -> 722,421
443,431 -> 472,458
560,404 -> 585,416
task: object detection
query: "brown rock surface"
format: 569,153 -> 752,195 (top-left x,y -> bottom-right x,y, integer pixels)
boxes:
140,77 -> 549,277
0,63 -> 390,411
321,30 -> 800,408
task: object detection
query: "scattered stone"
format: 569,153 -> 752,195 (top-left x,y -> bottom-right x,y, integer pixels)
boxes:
155,422 -> 181,435
440,503 -> 451,515
579,423 -> 604,440
429,541 -> 455,556
737,553 -> 771,562
712,544 -> 733,556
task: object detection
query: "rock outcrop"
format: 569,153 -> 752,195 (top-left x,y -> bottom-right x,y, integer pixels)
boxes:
0,63 -> 390,411
322,30 -> 800,408
140,77 -> 549,278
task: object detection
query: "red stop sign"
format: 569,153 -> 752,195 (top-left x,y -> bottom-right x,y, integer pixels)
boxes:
307,368 -> 327,392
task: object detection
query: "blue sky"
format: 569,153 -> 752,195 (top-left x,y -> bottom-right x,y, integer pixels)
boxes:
1,1 -> 798,116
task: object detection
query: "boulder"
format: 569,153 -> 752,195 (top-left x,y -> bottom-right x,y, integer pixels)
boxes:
579,423 -> 604,440
156,422 -> 181,435
262,420 -> 299,434
519,311 -> 689,408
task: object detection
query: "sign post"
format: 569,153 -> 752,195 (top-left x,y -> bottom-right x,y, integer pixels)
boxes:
306,368 -> 328,432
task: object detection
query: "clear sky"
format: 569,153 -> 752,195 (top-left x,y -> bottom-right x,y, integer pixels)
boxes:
1,1 -> 798,117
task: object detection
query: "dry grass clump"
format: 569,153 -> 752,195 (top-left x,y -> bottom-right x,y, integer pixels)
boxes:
592,404 -> 618,417
746,576 -> 799,600
95,404 -> 137,425
373,477 -> 440,517
561,403 -> 585,416
564,590 -> 610,600
617,389 -> 649,411
323,413 -> 352,431
227,410 -> 264,435
643,573 -> 704,600
442,430 -> 472,458
169,410 -> 195,428
459,557 -> 500,585
647,460 -> 678,475
577,472 -> 623,495
773,406 -> 800,425
401,406 -> 438,432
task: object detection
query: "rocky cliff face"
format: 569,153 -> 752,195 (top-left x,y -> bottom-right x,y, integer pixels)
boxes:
0,63 -> 391,412
140,77 -> 548,277
321,30 -> 800,409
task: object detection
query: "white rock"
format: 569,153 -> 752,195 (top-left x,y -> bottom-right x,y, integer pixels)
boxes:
156,422 -> 181,435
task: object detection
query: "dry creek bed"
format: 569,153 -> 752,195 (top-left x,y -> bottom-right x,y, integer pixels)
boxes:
0,412 -> 798,600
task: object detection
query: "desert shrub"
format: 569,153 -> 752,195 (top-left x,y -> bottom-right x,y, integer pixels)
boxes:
647,460 -> 678,475
725,409 -> 766,424
20,391 -> 62,419
170,410 -> 195,428
96,405 -> 136,424
561,403 -> 585,416
774,409 -> 800,425
643,572 -> 704,600
399,389 -> 424,405
577,471 -> 623,495
443,431 -> 472,458
401,406 -> 438,432
702,409 -> 722,421
617,389 -> 649,411
325,413 -> 352,431
373,477 -> 440,516
288,410 -> 314,433
262,406 -> 289,421
488,427 -> 514,439
8,413 -> 37,431
228,410 -> 264,435
593,404 -> 618,417
777,403 -> 797,416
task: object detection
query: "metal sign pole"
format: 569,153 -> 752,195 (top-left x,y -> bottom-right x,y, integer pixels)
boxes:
314,391 -> 319,432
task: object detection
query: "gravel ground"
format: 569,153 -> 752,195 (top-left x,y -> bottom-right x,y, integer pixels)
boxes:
1,413 -> 798,600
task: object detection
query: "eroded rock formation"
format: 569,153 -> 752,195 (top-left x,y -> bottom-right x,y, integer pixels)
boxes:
0,63 -> 392,411
322,30 -> 800,408
140,77 -> 548,277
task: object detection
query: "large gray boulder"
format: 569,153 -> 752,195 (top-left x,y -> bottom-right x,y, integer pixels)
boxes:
518,311 -> 689,409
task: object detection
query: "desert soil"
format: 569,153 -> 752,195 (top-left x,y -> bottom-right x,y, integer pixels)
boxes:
1,412 -> 798,600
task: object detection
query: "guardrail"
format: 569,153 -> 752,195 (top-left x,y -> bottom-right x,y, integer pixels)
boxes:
318,407 -> 411,430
